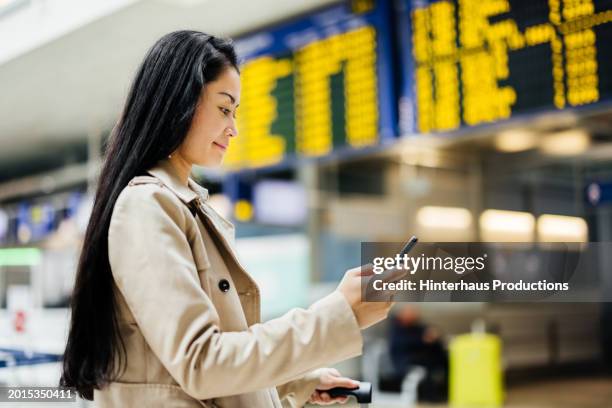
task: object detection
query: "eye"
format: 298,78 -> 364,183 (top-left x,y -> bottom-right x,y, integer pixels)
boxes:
219,107 -> 232,116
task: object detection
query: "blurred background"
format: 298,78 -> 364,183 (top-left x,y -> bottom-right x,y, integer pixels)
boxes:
0,0 -> 611,406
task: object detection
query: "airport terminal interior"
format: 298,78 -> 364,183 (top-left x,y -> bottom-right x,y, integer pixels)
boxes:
0,0 -> 611,406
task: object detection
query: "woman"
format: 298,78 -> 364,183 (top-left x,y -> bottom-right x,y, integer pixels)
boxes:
61,30 -> 395,407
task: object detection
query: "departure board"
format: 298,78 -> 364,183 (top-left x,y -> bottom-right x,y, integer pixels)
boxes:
397,0 -> 612,133
225,0 -> 396,170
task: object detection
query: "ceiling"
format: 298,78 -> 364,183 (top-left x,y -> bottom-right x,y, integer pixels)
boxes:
0,0 -> 338,167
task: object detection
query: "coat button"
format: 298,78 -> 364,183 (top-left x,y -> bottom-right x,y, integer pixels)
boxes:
218,279 -> 231,292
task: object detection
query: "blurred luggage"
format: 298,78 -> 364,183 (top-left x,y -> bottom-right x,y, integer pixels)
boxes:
449,322 -> 504,407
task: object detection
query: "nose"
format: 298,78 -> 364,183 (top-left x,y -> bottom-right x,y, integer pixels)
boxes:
228,122 -> 238,138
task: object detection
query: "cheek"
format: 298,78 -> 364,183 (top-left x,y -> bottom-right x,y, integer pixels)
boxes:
204,103 -> 229,129
188,112 -> 221,147
180,110 -> 227,163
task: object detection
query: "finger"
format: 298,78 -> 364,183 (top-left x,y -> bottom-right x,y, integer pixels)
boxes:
381,267 -> 409,283
312,391 -> 325,403
329,367 -> 341,377
320,392 -> 331,403
334,396 -> 349,404
311,394 -> 323,404
333,376 -> 360,388
327,396 -> 349,404
357,264 -> 374,276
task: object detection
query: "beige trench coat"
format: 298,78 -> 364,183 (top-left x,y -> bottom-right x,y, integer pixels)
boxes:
93,158 -> 363,407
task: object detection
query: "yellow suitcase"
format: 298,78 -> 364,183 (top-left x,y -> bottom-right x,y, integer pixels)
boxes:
449,332 -> 504,407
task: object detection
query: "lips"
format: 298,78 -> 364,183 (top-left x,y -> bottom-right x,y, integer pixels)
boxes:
213,141 -> 227,151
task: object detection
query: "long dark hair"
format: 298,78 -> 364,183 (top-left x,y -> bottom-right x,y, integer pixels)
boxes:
60,30 -> 238,400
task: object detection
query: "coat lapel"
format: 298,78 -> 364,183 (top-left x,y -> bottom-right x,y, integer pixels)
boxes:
193,200 -> 262,325
145,159 -> 262,324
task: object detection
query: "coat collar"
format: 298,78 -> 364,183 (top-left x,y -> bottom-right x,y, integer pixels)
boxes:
146,158 -> 209,205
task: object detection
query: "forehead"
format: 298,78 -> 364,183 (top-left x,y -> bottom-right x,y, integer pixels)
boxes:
206,68 -> 240,102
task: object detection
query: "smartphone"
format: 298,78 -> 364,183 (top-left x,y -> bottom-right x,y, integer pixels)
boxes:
382,235 -> 418,281
370,235 -> 419,297
399,235 -> 418,256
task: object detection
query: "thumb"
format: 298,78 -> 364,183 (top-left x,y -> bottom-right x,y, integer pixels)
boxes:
329,376 -> 360,390
357,264 -> 374,277
319,377 -> 359,390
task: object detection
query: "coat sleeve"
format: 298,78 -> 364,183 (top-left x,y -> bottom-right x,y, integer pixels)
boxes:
107,184 -> 363,400
276,368 -> 325,408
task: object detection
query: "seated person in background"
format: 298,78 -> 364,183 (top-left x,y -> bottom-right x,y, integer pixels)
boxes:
386,305 -> 448,402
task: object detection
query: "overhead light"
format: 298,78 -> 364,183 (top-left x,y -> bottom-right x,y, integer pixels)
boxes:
537,214 -> 588,242
402,145 -> 441,168
540,129 -> 590,156
494,129 -> 537,152
417,206 -> 472,230
480,209 -> 535,242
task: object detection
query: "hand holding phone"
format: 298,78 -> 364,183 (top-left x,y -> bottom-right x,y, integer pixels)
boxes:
336,235 -> 419,329
379,235 -> 419,283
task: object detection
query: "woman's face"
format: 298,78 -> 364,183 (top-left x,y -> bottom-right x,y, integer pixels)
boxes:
177,67 -> 240,167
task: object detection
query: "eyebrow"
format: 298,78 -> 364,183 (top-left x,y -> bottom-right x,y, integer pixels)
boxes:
218,91 -> 238,106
